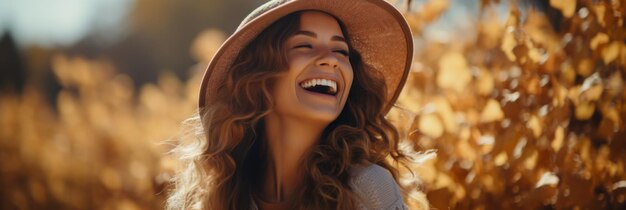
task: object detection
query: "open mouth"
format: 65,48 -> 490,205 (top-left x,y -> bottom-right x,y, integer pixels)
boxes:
299,78 -> 338,96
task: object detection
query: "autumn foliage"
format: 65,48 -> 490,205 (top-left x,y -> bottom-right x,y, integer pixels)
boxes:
1,0 -> 625,209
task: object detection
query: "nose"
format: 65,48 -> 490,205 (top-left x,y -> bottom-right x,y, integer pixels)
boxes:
315,50 -> 339,69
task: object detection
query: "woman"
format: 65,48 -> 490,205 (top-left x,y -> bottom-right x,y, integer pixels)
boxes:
167,0 -> 425,209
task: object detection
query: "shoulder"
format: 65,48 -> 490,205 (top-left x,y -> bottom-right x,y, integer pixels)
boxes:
349,163 -> 408,210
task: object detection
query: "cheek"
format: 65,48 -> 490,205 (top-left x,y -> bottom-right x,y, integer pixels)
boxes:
274,75 -> 294,96
287,53 -> 311,70
341,67 -> 354,106
343,67 -> 354,92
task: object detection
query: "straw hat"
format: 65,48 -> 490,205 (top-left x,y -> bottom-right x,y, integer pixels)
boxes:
199,0 -> 413,113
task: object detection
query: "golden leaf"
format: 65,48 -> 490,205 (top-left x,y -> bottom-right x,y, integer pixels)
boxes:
577,58 -> 594,77
600,103 -> 621,126
433,97 -> 459,133
437,52 -> 471,93
602,41 -> 621,64
550,0 -> 576,18
418,114 -> 444,139
551,126 -> 564,152
552,82 -> 568,107
494,152 -> 508,166
527,115 -> 543,138
524,150 -> 538,170
522,10 -> 560,52
593,4 -> 606,27
480,99 -> 504,123
575,102 -> 596,120
475,68 -> 495,96
465,109 -> 480,126
589,33 -> 609,50
501,26 -> 518,61
526,42 -> 544,64
580,85 -> 603,102
606,72 -> 624,98
560,61 -> 576,85
567,85 -> 581,105
457,137 -> 477,162
526,75 -> 541,95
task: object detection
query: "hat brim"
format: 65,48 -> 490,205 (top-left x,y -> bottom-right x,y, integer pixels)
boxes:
199,0 -> 413,114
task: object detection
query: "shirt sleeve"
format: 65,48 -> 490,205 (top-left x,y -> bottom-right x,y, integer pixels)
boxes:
349,164 -> 408,210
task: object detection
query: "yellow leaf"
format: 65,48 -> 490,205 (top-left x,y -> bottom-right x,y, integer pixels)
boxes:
494,152 -> 508,166
590,33 -> 609,50
600,104 -> 621,126
577,58 -> 594,77
560,61 -> 576,85
567,85 -> 581,105
475,68 -> 494,96
419,114 -> 444,139
524,150 -> 538,170
607,72 -> 624,98
575,102 -> 596,120
552,82 -> 568,107
602,41 -> 620,64
437,52 -> 471,93
466,109 -> 480,126
593,4 -> 606,27
433,97 -> 459,133
581,85 -> 603,101
527,115 -> 542,138
550,0 -> 576,18
501,30 -> 517,61
457,138 -> 477,162
480,99 -> 504,123
551,126 -> 564,152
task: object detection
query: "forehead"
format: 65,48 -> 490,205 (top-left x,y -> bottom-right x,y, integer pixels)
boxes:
297,11 -> 344,35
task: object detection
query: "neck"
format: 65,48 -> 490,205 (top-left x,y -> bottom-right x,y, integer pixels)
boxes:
259,112 -> 327,202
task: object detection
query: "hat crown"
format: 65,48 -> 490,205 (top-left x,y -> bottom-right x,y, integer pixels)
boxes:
238,0 -> 292,31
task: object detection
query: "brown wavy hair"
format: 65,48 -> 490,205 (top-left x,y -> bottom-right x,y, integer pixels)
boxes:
166,11 -> 411,210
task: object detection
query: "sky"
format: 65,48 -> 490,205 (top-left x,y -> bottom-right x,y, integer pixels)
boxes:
0,0 -> 134,48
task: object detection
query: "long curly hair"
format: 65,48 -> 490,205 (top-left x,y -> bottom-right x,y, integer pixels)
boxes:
166,11 -> 412,210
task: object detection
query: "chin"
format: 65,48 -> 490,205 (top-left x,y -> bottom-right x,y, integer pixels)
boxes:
304,110 -> 340,124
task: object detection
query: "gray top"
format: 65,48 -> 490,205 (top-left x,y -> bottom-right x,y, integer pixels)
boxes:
349,163 -> 408,210
250,163 -> 408,210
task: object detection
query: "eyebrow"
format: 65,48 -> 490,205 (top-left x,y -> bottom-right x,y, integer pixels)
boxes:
294,30 -> 347,43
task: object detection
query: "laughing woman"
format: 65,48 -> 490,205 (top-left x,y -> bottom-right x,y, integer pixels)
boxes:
167,0 -> 427,209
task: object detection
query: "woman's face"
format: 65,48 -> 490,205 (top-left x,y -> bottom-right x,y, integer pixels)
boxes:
271,11 -> 354,124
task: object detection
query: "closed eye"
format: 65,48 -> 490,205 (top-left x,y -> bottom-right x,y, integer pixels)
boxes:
334,49 -> 349,56
294,44 -> 312,49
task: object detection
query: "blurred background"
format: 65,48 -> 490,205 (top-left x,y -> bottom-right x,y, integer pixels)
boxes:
0,0 -> 625,209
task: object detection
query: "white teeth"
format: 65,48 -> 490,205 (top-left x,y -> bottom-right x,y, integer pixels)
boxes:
299,78 -> 338,94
